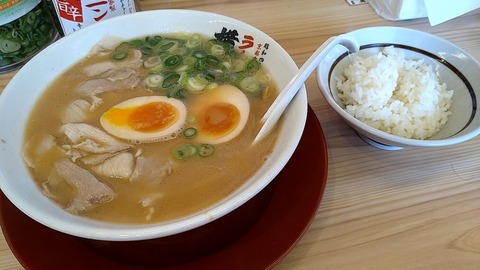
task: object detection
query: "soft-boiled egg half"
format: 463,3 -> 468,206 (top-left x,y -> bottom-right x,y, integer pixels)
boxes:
189,85 -> 250,144
100,96 -> 187,143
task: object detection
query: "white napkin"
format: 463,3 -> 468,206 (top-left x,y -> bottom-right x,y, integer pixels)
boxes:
368,0 -> 480,26
424,0 -> 480,26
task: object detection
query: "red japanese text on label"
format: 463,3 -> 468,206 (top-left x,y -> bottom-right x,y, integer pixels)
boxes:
51,0 -> 136,35
56,0 -> 83,22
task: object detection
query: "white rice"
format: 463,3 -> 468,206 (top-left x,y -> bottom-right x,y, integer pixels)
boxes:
335,46 -> 454,140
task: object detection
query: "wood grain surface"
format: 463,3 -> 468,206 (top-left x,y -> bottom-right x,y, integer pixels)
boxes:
1,1 -> 480,269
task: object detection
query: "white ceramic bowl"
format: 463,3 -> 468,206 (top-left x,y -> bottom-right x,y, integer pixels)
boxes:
316,26 -> 480,150
0,10 -> 307,241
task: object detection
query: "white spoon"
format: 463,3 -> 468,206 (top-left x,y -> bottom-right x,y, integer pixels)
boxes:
253,35 -> 360,142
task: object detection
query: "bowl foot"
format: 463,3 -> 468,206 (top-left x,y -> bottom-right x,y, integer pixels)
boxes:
357,133 -> 404,150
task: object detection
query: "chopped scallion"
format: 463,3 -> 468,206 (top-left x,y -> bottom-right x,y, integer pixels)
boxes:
204,71 -> 216,82
112,51 -> 128,61
145,35 -> 162,47
130,33 -> 270,98
164,55 -> 183,68
186,34 -> 202,48
183,127 -> 197,138
193,50 -> 206,59
173,144 -> 198,160
172,88 -> 186,99
198,144 -> 215,157
186,74 -> 208,92
205,55 -> 220,66
232,59 -> 246,72
144,74 -> 163,89
239,77 -> 263,96
246,58 -> 260,73
144,56 -> 163,69
159,41 -> 176,51
162,73 -> 181,88
140,46 -> 154,55
210,44 -> 225,55
115,42 -> 131,52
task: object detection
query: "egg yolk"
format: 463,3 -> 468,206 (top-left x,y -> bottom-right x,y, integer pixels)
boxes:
199,102 -> 240,138
103,102 -> 179,132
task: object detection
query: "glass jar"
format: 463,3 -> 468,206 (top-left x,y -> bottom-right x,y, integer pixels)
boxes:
45,0 -> 137,37
0,0 -> 59,73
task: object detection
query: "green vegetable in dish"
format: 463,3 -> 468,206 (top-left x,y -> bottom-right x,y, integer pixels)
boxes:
173,144 -> 198,160
198,144 -> 215,157
172,143 -> 215,159
112,33 -> 270,98
183,127 -> 197,139
0,4 -> 55,67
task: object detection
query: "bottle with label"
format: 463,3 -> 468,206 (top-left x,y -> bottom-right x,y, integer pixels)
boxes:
45,0 -> 137,36
0,0 -> 59,73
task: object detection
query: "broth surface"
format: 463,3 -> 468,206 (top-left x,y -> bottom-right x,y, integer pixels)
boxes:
23,33 -> 280,224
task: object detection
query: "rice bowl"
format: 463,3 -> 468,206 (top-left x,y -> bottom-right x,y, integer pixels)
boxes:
336,46 -> 454,140
316,26 -> 480,149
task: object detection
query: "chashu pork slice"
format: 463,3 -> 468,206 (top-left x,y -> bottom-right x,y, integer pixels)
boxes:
54,158 -> 115,214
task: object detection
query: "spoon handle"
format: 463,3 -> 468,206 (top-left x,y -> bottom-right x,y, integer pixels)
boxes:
254,35 -> 359,142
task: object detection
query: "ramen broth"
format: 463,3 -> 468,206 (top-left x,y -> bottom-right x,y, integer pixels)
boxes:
22,33 -> 280,224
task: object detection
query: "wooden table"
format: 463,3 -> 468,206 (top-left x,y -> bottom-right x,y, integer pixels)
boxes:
1,1 -> 480,269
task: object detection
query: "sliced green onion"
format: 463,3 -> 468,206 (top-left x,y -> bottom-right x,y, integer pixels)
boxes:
144,56 -> 163,69
145,35 -> 162,47
186,74 -> 208,92
144,74 -> 163,89
173,144 -> 197,160
239,77 -> 262,95
246,58 -> 260,73
140,46 -> 154,56
194,59 -> 208,71
183,56 -> 197,66
25,12 -> 36,24
174,47 -> 189,56
0,39 -> 21,53
210,44 -> 225,55
112,51 -> 128,61
170,88 -> 186,99
205,55 -> 220,66
149,65 -> 164,74
205,83 -> 219,90
162,73 -> 181,88
115,42 -> 131,52
112,41 -> 131,60
158,40 -> 182,52
158,41 -> 175,51
231,59 -> 246,72
128,39 -> 143,48
204,71 -> 216,82
255,73 -> 271,86
186,33 -> 202,48
115,33 -> 270,101
183,127 -> 197,138
164,55 -> 183,68
192,50 -> 206,59
221,61 -> 231,70
198,144 -> 215,157
175,64 -> 190,72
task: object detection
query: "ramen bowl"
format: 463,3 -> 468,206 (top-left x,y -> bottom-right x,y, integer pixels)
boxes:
316,26 -> 480,150
0,10 -> 307,241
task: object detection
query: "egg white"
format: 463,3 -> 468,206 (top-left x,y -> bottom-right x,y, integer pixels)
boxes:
100,96 -> 187,144
189,85 -> 250,144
